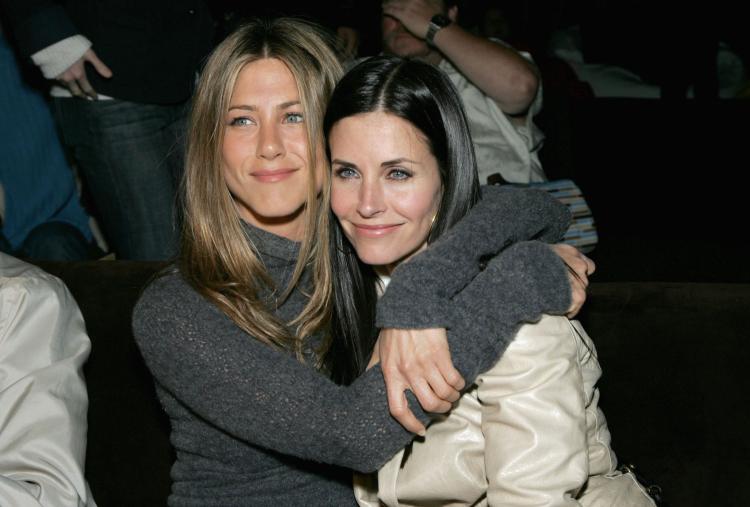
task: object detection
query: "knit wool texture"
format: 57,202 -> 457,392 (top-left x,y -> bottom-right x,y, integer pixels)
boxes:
377,185 -> 571,330
132,186 -> 572,505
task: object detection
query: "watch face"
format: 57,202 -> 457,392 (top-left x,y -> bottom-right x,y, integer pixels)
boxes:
431,14 -> 451,28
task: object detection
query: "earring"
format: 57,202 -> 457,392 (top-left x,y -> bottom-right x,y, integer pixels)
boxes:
428,213 -> 438,238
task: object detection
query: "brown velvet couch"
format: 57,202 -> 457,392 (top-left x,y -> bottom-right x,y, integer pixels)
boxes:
31,259 -> 750,507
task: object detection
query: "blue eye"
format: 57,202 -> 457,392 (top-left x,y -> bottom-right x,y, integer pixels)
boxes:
285,112 -> 304,124
335,167 -> 358,179
229,116 -> 254,127
388,168 -> 411,180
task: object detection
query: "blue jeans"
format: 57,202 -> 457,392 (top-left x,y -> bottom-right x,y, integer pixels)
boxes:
0,36 -> 94,253
53,97 -> 186,260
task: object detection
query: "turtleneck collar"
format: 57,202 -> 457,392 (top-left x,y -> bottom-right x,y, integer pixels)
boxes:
241,220 -> 301,265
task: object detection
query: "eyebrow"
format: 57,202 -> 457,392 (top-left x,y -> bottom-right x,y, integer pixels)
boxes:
227,100 -> 301,112
330,157 -> 419,168
331,158 -> 355,167
381,157 -> 418,167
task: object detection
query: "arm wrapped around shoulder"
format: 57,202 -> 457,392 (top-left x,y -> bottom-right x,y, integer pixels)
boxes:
376,186 -> 570,330
444,240 -> 572,384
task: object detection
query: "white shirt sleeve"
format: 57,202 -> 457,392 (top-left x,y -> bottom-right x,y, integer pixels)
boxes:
0,253 -> 96,507
30,34 -> 91,79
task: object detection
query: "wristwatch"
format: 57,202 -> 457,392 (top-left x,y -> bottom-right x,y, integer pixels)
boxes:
425,14 -> 451,47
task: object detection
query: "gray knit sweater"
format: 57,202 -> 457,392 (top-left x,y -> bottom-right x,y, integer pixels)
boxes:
132,186 -> 571,506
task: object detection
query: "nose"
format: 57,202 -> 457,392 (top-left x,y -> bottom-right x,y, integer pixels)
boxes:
257,123 -> 284,160
357,178 -> 386,218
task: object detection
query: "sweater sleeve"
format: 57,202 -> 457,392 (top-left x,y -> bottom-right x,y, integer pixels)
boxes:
443,241 -> 572,383
376,185 -> 570,329
132,274 -> 427,474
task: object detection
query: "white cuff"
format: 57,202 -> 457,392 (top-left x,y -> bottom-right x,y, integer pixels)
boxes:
31,35 -> 91,79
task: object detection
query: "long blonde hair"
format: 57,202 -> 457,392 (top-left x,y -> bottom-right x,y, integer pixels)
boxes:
180,18 -> 343,363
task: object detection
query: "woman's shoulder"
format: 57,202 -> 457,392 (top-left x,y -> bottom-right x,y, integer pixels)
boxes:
137,268 -> 191,307
508,315 -> 599,367
132,267 -> 209,331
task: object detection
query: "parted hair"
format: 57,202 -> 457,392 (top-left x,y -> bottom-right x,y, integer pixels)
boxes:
180,18 -> 343,363
323,55 -> 481,383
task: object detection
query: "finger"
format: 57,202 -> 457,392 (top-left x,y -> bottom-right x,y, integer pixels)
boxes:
437,360 -> 465,392
572,255 -> 591,285
86,51 -> 113,78
566,273 -> 586,317
423,366 -> 460,403
382,4 -> 402,17
57,70 -> 74,82
68,64 -> 85,81
553,244 -> 588,285
66,80 -> 85,98
584,255 -> 596,275
387,386 -> 425,435
77,75 -> 98,99
410,377 -> 452,413
382,7 -> 396,19
565,260 -> 588,289
394,407 -> 426,436
384,372 -> 409,418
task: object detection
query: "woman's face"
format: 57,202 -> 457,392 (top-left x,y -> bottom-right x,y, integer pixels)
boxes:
222,58 -> 323,240
329,111 -> 442,273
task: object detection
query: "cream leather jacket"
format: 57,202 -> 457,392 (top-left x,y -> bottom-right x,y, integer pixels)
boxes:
0,253 -> 96,507
355,315 -> 655,507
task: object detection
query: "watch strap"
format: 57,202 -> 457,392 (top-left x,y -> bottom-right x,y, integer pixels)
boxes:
425,14 -> 451,47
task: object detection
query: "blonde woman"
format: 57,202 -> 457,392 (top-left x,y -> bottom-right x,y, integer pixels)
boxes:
133,18 -> 584,506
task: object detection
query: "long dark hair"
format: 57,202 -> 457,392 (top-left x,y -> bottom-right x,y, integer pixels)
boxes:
323,56 -> 481,384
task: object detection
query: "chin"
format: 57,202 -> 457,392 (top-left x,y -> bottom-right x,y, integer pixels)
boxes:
240,198 -> 307,227
385,38 -> 428,59
350,247 -> 396,268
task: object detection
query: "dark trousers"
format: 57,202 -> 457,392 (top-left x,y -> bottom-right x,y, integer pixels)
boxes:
1,221 -> 96,261
53,97 -> 186,260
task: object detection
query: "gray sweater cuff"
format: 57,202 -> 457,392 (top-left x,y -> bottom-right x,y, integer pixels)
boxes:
446,241 -> 572,384
376,186 -> 570,330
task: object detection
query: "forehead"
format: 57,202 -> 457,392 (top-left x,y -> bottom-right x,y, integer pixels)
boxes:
331,112 -> 431,158
231,58 -> 299,100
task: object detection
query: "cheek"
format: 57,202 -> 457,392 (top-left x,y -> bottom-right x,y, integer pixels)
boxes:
330,181 -> 352,219
221,136 -> 236,167
392,184 -> 440,225
290,130 -> 310,161
222,132 -> 248,169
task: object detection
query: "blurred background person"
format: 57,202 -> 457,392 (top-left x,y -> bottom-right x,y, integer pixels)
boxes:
0,27 -> 100,261
0,1 -> 215,260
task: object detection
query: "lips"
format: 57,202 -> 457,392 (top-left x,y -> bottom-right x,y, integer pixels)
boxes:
351,223 -> 401,237
250,168 -> 298,183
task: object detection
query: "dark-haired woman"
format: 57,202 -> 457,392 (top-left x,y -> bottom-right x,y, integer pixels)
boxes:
324,55 -> 657,506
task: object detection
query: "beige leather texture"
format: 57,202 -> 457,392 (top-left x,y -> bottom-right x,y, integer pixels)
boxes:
355,315 -> 655,506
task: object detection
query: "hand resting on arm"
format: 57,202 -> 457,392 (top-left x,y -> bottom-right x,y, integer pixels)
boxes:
373,186 -> 582,431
